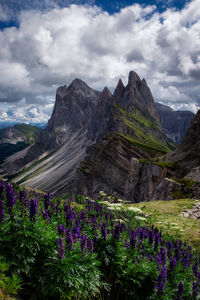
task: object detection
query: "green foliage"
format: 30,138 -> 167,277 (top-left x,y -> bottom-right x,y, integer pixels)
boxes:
14,124 -> 41,144
154,161 -> 179,170
119,133 -> 168,155
172,178 -> 197,189
0,260 -> 21,297
139,159 -> 179,171
116,105 -> 170,155
43,251 -> 102,299
118,105 -> 156,129
0,182 -> 199,299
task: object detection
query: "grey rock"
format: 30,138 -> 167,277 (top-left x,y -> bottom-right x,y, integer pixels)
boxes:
152,178 -> 182,201
0,71 -> 170,198
156,103 -> 194,144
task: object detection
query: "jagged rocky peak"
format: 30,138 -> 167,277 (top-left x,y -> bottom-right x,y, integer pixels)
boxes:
102,86 -> 112,98
114,71 -> 160,123
127,70 -> 141,88
113,78 -> 125,99
67,78 -> 99,98
183,110 -> 200,145
56,84 -> 67,98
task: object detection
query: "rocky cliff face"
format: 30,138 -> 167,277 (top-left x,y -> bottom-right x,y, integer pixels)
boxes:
166,110 -> 200,178
71,133 -> 166,201
1,71 -> 172,200
156,103 -> 194,144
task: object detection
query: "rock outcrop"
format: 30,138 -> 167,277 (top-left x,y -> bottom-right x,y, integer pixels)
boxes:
156,102 -> 194,144
1,71 -> 173,200
71,133 -> 169,201
166,110 -> 200,176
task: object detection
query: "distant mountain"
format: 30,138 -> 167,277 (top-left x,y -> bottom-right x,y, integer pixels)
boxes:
0,122 -> 21,129
0,71 -> 171,200
0,124 -> 41,164
0,122 -> 46,129
166,110 -> 200,178
156,102 -> 195,144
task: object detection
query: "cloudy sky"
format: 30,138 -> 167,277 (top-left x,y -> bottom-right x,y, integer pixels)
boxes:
0,0 -> 199,124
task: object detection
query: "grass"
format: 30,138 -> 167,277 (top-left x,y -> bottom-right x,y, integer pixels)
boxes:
118,105 -> 156,129
119,133 -> 168,155
172,178 -> 197,188
116,105 -> 170,154
126,199 -> 200,252
139,159 -> 179,171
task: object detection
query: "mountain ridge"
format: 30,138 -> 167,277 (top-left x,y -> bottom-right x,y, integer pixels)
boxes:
156,102 -> 195,144
0,71 -> 170,198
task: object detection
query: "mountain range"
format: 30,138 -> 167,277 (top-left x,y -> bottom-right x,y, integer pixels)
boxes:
155,102 -> 194,144
0,71 -> 199,201
0,124 -> 41,164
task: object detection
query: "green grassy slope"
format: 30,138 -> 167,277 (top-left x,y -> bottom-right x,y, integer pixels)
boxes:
117,105 -> 172,155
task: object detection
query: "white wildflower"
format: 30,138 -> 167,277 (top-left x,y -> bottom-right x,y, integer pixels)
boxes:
125,207 -> 142,214
108,206 -> 122,211
99,201 -> 110,206
109,203 -> 123,207
135,216 -> 147,221
117,199 -> 124,202
114,219 -> 125,223
99,191 -> 107,196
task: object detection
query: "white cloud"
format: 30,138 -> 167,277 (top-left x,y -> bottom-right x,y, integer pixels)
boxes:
0,0 -> 200,122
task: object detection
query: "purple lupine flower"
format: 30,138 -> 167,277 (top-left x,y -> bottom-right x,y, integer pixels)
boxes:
130,230 -> 137,248
160,247 -> 167,265
113,224 -> 121,239
6,183 -> 16,214
139,228 -> 144,241
148,254 -> 154,262
41,210 -> 50,222
65,228 -> 73,250
148,230 -> 154,245
88,239 -> 94,254
156,254 -> 162,269
0,180 -> 5,198
142,251 -> 146,258
169,257 -> 177,271
175,248 -> 181,262
101,222 -> 107,240
193,261 -> 198,277
176,282 -> 184,300
73,233 -> 78,244
57,238 -> 65,259
30,199 -> 38,222
19,190 -> 26,202
166,241 -> 173,254
44,193 -> 51,210
121,223 -> 126,232
182,251 -> 189,270
64,205 -> 74,226
81,234 -> 87,253
154,234 -> 160,250
0,199 -> 5,223
192,281 -> 198,298
58,224 -> 65,236
73,226 -> 81,238
156,266 -> 168,294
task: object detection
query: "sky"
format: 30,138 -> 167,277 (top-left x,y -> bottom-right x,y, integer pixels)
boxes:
0,0 -> 199,124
